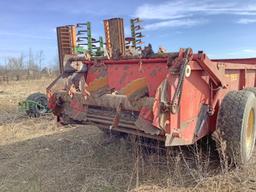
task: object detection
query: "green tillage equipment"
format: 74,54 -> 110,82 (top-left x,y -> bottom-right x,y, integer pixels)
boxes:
76,22 -> 104,56
87,22 -> 93,53
130,19 -> 136,48
130,18 -> 144,50
18,93 -> 50,117
19,100 -> 50,116
75,46 -> 87,54
76,22 -> 92,53
94,36 -> 104,56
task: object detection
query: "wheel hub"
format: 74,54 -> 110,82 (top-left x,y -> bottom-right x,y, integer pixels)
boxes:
246,108 -> 255,157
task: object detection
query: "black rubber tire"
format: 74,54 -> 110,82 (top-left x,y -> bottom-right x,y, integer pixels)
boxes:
244,87 -> 256,96
243,87 -> 256,148
217,90 -> 256,165
26,92 -> 48,117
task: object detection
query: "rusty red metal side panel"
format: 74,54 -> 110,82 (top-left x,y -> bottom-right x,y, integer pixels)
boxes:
47,50 -> 256,147
164,70 -> 210,146
85,59 -> 168,96
107,63 -> 168,96
213,58 -> 256,64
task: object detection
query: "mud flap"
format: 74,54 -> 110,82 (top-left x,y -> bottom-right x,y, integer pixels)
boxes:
194,104 -> 209,139
135,106 -> 161,135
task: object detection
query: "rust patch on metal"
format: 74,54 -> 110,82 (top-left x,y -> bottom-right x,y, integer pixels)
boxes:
119,72 -> 128,84
89,62 -> 108,77
64,96 -> 88,122
87,77 -> 108,93
120,77 -> 148,100
68,84 -> 77,98
112,103 -> 123,128
180,117 -> 197,130
124,65 -> 129,70
150,69 -> 157,77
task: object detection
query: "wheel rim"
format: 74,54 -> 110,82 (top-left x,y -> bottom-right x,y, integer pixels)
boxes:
246,108 -> 255,157
36,97 -> 48,113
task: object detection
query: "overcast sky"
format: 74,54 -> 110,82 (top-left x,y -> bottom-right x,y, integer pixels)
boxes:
0,0 -> 256,67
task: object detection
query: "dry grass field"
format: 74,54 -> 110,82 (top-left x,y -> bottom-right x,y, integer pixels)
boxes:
0,79 -> 256,192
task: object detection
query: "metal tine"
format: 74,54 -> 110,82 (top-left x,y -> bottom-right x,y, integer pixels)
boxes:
135,32 -> 144,38
136,39 -> 143,43
77,30 -> 87,34
77,23 -> 88,27
137,41 -> 144,45
134,25 -> 143,30
78,43 -> 88,46
132,17 -> 143,23
77,37 -> 88,40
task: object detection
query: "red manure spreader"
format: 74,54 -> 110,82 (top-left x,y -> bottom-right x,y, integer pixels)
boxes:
47,18 -> 256,165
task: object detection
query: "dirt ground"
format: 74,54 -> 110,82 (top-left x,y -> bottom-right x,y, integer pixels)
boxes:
0,79 -> 256,192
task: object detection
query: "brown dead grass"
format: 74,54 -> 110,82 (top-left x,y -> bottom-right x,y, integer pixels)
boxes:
0,79 -> 256,192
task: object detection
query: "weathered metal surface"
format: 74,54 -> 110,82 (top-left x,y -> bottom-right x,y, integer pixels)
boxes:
56,26 -> 76,73
213,58 -> 256,64
48,47 -> 256,146
87,77 -> 109,95
104,18 -> 125,58
120,77 -> 148,101
135,116 -> 162,135
53,91 -> 154,111
152,78 -> 170,130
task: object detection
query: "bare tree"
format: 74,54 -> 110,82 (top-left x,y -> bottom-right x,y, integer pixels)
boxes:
37,50 -> 44,71
48,53 -> 60,75
6,53 -> 24,71
27,48 -> 39,71
4,53 -> 25,80
0,49 -> 57,81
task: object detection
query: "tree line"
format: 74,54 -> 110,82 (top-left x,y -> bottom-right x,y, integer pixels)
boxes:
0,49 -> 59,82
